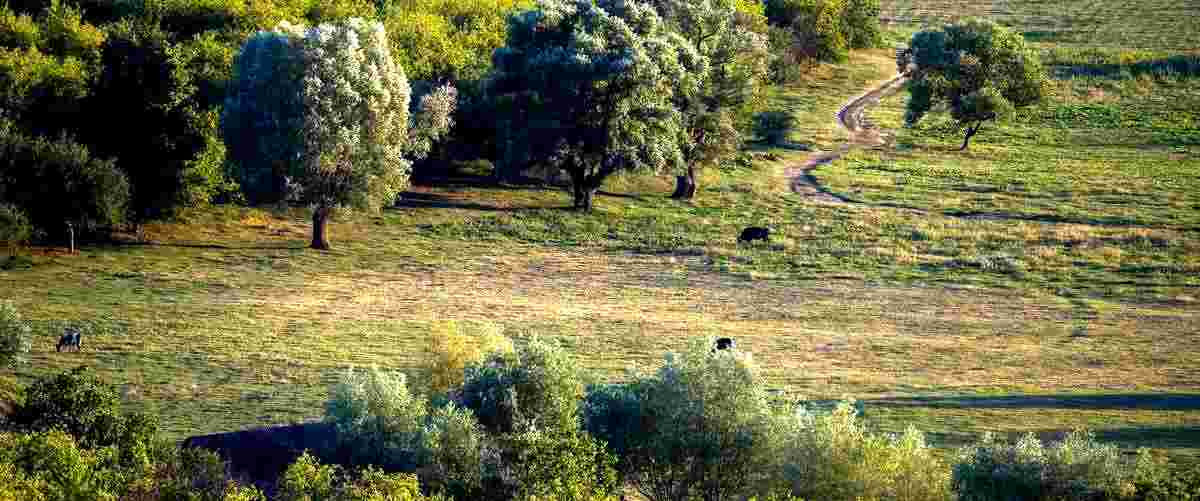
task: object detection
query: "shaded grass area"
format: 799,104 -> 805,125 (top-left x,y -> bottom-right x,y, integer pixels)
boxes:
0,49 -> 1197,467
879,0 -> 1200,51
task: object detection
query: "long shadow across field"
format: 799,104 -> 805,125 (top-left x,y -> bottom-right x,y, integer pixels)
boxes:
862,393 -> 1200,411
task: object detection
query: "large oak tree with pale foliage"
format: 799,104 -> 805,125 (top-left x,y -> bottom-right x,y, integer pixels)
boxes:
224,18 -> 455,249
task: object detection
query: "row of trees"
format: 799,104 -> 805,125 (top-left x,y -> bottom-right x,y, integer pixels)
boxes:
2,318 -> 1198,500
0,0 -> 877,249
0,0 -> 526,248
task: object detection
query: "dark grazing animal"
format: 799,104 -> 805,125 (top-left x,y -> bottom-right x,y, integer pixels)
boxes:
738,226 -> 770,244
715,337 -> 735,351
56,328 -> 81,352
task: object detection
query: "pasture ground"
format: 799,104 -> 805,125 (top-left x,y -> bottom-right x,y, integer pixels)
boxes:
2,1 -> 1199,467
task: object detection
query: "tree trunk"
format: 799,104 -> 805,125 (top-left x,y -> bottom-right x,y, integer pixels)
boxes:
572,182 -> 596,211
670,165 -> 698,200
311,206 -> 331,250
960,121 -> 984,151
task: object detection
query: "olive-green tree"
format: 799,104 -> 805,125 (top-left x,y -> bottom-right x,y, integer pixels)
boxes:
644,0 -> 770,200
490,0 -> 689,211
585,338 -> 789,501
225,18 -> 455,249
900,19 -> 1048,150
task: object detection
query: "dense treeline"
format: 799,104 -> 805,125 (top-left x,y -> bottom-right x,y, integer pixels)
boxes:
1,312 -> 1199,500
0,0 -> 524,246
0,0 -> 875,248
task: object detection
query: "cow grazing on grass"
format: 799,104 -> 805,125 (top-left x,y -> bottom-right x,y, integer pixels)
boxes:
715,337 -> 735,352
57,328 -> 81,352
738,227 -> 770,244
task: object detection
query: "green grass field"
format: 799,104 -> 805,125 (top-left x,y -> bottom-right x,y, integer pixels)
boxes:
2,1 -> 1199,468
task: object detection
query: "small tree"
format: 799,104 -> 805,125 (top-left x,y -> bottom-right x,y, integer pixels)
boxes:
901,19 -> 1048,150
584,337 -> 787,501
640,0 -> 769,200
0,301 -> 32,368
325,366 -> 427,469
225,18 -> 455,249
490,0 -> 688,211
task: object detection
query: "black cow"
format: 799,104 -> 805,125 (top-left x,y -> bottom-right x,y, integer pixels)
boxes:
715,337 -> 735,351
56,329 -> 81,352
738,227 -> 770,244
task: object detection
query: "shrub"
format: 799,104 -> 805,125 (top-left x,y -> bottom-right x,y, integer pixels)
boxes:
458,336 -> 584,435
278,452 -> 440,501
494,428 -> 619,501
8,367 -> 156,455
952,430 -> 1146,500
1133,457 -> 1200,500
423,321 -> 514,396
0,301 -> 32,368
0,203 -> 33,251
779,401 -> 951,501
325,366 -> 427,469
754,111 -> 797,145
278,452 -> 340,501
0,120 -> 130,238
418,403 -> 487,498
0,429 -> 121,500
584,337 -> 787,501
840,0 -> 881,49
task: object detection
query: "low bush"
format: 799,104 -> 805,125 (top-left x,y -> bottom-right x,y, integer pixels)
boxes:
0,203 -> 33,250
423,320 -> 514,397
779,401 -> 951,501
325,366 -> 427,469
458,336 -> 583,435
0,301 -> 31,368
953,430 -> 1150,500
279,452 -> 444,501
7,367 -> 157,461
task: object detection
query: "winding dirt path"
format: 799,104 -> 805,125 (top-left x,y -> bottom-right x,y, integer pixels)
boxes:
786,74 -> 908,201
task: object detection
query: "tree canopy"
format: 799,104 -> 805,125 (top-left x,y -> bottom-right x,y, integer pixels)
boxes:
489,0 -> 689,211
224,18 -> 455,249
900,19 -> 1048,150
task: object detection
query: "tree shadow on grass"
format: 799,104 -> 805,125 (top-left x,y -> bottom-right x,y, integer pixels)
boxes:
863,393 -> 1200,411
1050,55 -> 1200,80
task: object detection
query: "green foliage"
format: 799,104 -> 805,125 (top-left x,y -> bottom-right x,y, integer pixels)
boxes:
0,203 -> 33,250
1133,458 -> 1200,500
221,28 -> 305,204
0,301 -> 32,368
278,452 -> 340,501
754,110 -> 796,145
325,366 -> 427,469
458,336 -> 584,435
418,403 -> 487,498
952,430 -> 1147,500
0,120 -> 130,237
779,402 -> 951,501
381,0 -> 530,82
764,0 -> 853,63
648,0 -> 770,198
496,428 -> 619,501
7,367 -> 157,456
489,0 -> 688,210
420,320 -> 513,396
901,19 -> 1049,149
839,0 -> 880,49
278,452 -> 440,501
584,337 -> 787,501
0,429 -> 122,500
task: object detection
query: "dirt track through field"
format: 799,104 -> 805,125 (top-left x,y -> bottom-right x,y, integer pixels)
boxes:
786,74 -> 908,200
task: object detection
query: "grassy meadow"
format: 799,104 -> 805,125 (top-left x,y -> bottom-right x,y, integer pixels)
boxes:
2,1 -> 1200,469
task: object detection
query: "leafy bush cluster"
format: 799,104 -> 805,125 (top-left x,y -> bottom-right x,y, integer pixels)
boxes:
765,0 -> 881,81
3,340 -> 1198,500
